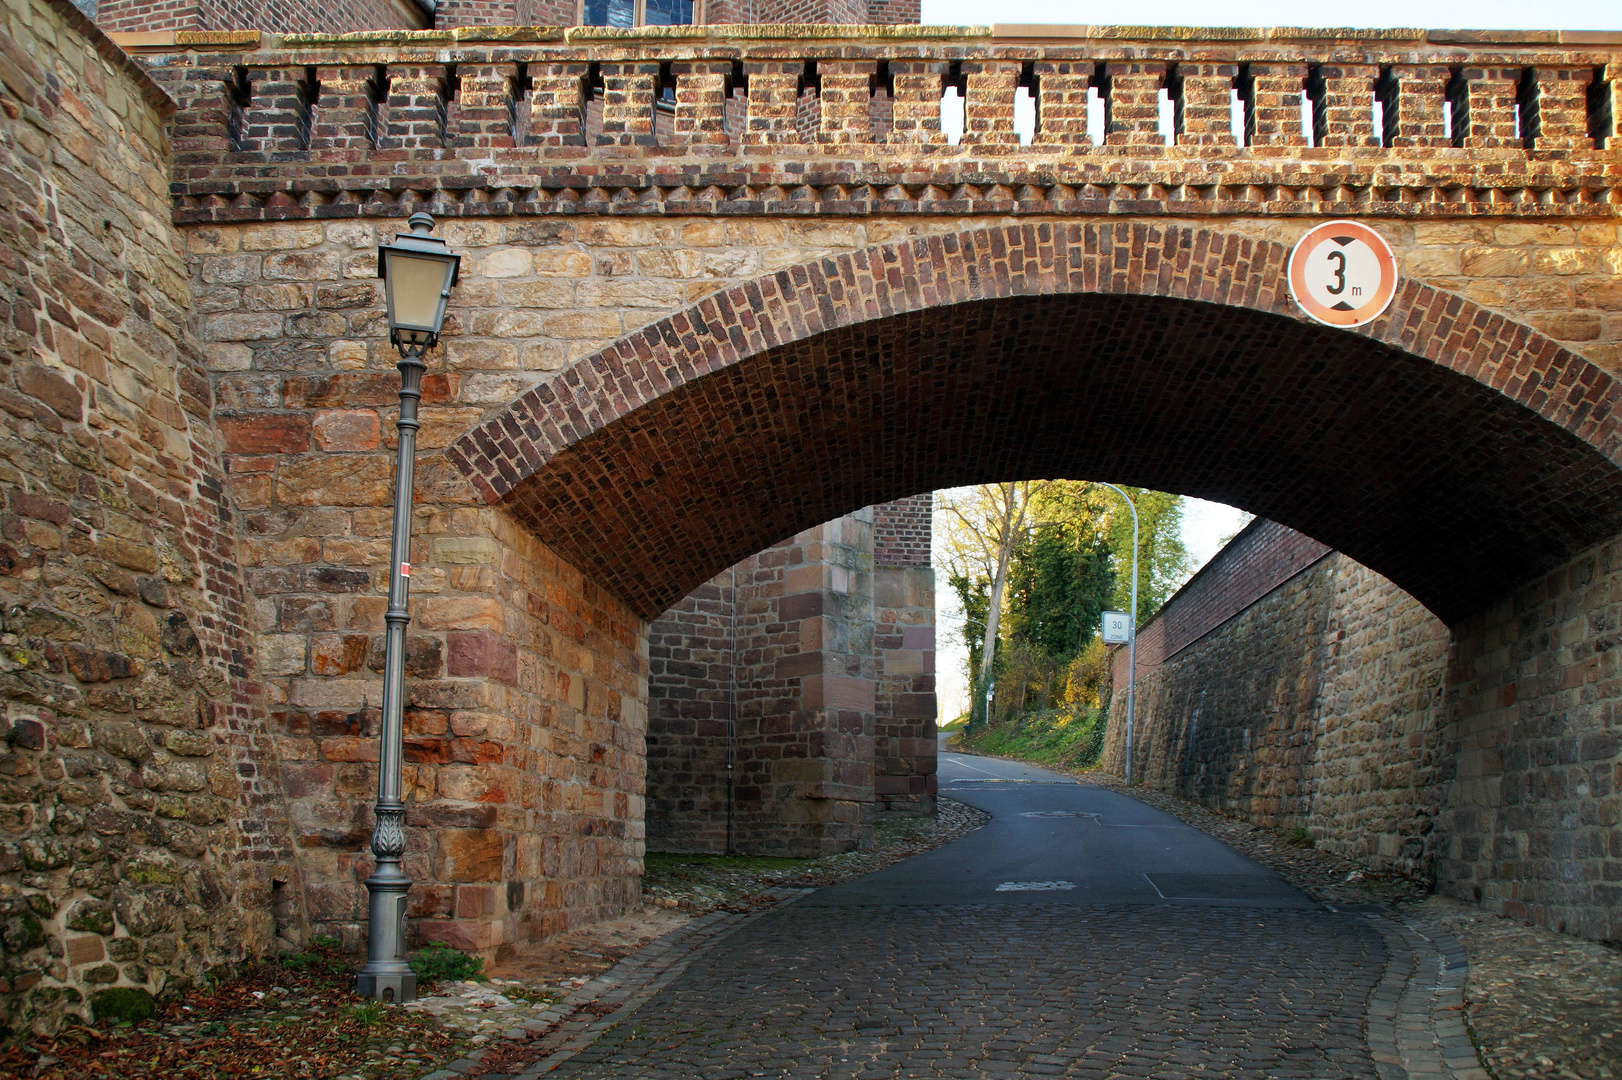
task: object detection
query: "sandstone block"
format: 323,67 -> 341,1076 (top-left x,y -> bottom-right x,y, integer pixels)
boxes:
447,630 -> 518,685
276,456 -> 392,507
417,597 -> 504,632
311,409 -> 381,452
1459,247 -> 1530,277
258,634 -> 309,675
437,829 -> 504,882
432,537 -> 498,565
478,248 -> 531,278
218,413 -> 311,454
17,365 -> 82,420
311,634 -> 370,676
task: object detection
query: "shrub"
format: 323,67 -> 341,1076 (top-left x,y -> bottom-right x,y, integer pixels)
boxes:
91,987 -> 155,1025
1285,827 -> 1316,848
409,945 -> 484,983
345,1001 -> 386,1027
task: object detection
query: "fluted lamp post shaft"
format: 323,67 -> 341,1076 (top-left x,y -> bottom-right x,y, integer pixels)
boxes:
356,212 -> 460,1003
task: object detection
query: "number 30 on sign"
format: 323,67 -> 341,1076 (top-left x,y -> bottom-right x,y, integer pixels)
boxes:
1286,220 -> 1399,329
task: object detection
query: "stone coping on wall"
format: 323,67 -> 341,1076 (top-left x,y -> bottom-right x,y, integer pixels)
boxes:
109,24 -> 1622,50
33,0 -> 174,113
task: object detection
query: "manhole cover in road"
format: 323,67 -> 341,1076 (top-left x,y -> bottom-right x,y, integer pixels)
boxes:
995,880 -> 1077,892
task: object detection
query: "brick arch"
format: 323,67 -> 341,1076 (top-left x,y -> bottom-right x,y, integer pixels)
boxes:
448,222 -> 1622,625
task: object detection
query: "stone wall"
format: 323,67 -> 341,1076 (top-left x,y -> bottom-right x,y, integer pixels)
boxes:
275,502 -> 648,956
873,493 -> 934,817
0,0 -> 299,1035
1106,519 -> 1622,944
644,565 -> 735,853
1103,520 -> 1451,881
1440,537 -> 1622,944
647,513 -> 879,856
201,218 -> 650,953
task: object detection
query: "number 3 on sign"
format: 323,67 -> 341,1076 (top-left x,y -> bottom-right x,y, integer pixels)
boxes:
1286,220 -> 1399,329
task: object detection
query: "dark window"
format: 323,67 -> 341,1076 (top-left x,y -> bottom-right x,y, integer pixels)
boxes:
583,0 -> 635,26
643,0 -> 693,24
581,0 -> 692,26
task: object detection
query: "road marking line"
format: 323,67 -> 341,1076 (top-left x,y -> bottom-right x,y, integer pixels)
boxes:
995,880 -> 1077,892
939,754 -> 1002,777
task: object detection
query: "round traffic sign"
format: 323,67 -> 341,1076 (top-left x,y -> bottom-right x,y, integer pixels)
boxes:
1286,220 -> 1399,328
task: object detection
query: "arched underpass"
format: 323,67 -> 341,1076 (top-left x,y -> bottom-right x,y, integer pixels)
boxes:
437,222 -> 1622,1077
453,222 -> 1622,944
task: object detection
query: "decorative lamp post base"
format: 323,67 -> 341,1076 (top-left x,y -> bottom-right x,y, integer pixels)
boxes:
355,970 -> 418,1003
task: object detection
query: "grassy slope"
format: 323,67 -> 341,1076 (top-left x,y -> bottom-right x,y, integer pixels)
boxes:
950,708 -> 1107,772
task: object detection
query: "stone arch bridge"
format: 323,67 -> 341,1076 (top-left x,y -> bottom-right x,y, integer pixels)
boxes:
2,4 -> 1621,1030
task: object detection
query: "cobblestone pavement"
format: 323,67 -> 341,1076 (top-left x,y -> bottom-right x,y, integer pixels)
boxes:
1066,767 -> 1622,1080
418,746 -> 1620,1080
538,903 -> 1387,1079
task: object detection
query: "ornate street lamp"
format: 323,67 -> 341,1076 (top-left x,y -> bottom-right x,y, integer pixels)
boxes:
356,212 -> 460,1003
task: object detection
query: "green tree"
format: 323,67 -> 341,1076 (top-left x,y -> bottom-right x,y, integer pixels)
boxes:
1003,521 -> 1114,664
939,480 -> 1191,729
1035,482 -> 1191,624
948,571 -> 991,677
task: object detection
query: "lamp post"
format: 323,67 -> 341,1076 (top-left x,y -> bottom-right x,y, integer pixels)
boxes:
1097,483 -> 1140,785
356,212 -> 460,1003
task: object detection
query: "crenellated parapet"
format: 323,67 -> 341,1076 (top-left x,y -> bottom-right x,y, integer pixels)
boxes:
122,24 -> 1622,223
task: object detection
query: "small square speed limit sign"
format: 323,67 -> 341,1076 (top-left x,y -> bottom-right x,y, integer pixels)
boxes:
1101,610 -> 1132,644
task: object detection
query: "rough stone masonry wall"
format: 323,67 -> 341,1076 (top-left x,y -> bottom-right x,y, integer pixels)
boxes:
1103,522 -> 1452,882
200,223 -> 648,956
644,558 -> 739,853
1441,536 -> 1622,944
1106,518 -> 1622,944
0,0 -> 300,1035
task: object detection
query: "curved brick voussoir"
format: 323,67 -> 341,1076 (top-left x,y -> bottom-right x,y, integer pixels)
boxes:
451,221 -> 1622,625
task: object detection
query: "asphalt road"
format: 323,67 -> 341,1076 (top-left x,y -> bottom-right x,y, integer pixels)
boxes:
801,735 -> 1314,909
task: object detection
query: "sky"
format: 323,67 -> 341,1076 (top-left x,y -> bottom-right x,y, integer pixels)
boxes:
920,0 -> 1612,722
919,0 -> 1618,29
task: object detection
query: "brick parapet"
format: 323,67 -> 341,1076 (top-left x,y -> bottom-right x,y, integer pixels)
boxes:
1111,517 -> 1331,687
122,30 -> 1622,225
97,0 -> 432,36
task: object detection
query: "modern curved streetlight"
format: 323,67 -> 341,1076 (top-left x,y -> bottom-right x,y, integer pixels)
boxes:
1095,483 -> 1140,785
356,212 -> 460,1004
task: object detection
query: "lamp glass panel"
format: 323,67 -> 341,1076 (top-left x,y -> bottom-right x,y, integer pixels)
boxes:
384,250 -> 451,332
